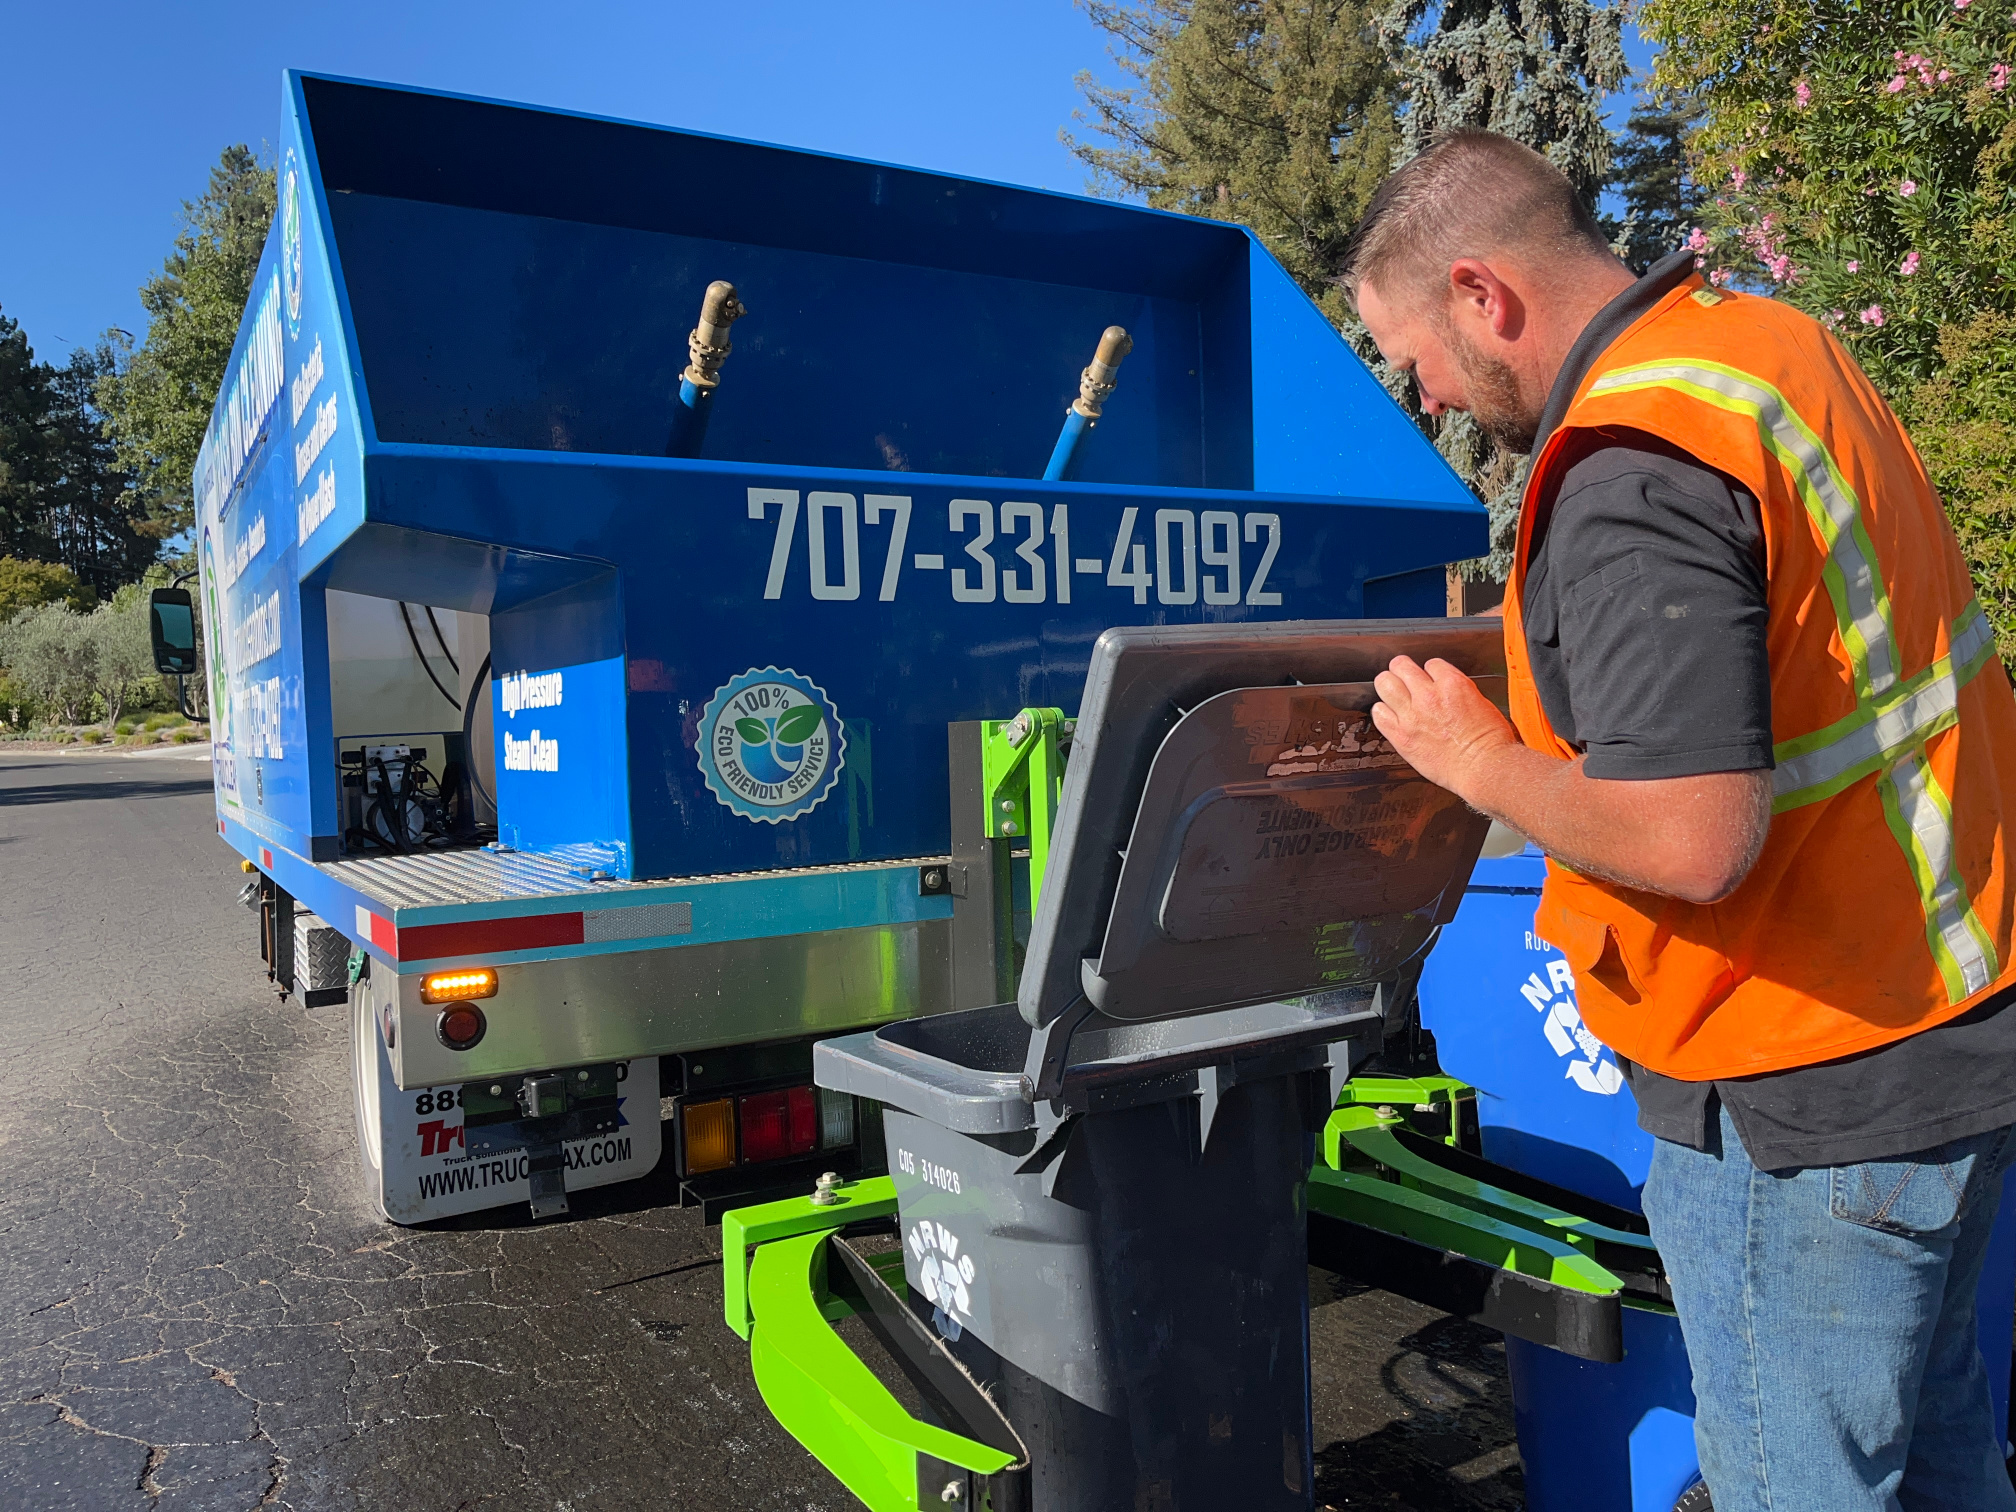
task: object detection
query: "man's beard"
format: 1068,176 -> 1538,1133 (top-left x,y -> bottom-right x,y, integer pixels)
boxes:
1447,326 -> 1540,454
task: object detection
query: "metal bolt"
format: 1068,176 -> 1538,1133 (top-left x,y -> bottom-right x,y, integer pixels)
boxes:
923,868 -> 944,889
692,1064 -> 704,1075
1375,1105 -> 1397,1119
1000,821 -> 1018,836
578,1070 -> 590,1081
941,1481 -> 964,1502
490,1084 -> 504,1096
810,1171 -> 844,1207
998,798 -> 1016,813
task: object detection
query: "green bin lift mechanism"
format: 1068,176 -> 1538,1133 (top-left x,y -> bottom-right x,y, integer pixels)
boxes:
724,626 -> 1682,1510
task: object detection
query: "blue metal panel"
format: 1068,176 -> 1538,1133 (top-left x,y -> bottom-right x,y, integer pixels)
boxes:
195,68 -> 1490,899
1247,250 -> 1473,509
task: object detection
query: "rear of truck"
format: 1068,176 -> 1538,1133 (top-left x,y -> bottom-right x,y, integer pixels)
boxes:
190,70 -> 1484,1225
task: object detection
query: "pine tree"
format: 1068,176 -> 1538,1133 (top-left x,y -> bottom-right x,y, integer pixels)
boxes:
1380,0 -> 1630,579
42,345 -> 157,596
98,145 -> 276,539
1066,0 -> 1401,323
1071,0 -> 1630,582
1608,103 -> 1702,272
0,308 -> 54,564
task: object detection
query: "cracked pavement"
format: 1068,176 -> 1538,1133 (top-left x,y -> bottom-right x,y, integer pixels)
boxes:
0,752 -> 1522,1511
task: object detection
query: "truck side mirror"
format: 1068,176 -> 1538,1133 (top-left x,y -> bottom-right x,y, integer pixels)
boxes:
149,588 -> 199,675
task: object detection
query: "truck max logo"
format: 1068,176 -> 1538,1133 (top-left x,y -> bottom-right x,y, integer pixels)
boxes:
1520,949 -> 1624,1096
696,666 -> 845,823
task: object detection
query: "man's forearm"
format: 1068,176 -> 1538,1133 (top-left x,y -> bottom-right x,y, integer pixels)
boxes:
1455,742 -> 1771,904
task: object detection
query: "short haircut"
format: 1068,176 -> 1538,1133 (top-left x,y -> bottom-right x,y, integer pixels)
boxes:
1337,131 -> 1613,309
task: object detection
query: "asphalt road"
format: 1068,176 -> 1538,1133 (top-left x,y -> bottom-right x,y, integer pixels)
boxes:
0,750 -> 1523,1511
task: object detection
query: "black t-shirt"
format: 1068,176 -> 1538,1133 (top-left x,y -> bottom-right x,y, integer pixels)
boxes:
1523,250 -> 2016,1171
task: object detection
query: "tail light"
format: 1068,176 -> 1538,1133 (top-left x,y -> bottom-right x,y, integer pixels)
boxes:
818,1088 -> 856,1150
739,1086 -> 819,1163
434,1004 -> 488,1050
681,1098 -> 736,1174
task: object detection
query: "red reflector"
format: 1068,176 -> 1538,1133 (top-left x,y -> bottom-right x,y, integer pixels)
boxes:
739,1086 -> 820,1163
435,1005 -> 488,1050
785,1086 -> 817,1156
739,1091 -> 790,1163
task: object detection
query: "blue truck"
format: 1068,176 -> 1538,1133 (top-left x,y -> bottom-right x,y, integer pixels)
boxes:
165,71 -> 1485,1229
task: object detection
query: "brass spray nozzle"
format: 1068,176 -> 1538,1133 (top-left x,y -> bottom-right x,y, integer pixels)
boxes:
1072,326 -> 1134,419
683,281 -> 748,389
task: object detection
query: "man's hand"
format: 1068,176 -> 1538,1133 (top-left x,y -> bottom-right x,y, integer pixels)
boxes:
1371,654 -> 1772,904
1371,656 -> 1519,800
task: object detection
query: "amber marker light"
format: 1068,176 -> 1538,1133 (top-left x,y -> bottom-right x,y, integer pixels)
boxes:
421,967 -> 498,1004
682,1098 -> 737,1175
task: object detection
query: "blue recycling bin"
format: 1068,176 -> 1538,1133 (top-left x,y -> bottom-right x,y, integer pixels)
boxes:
1419,844 -> 2016,1510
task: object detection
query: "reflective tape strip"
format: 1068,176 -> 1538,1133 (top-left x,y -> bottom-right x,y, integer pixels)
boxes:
1880,749 -> 1999,1002
1589,361 -> 1898,702
1583,357 -> 2001,1003
1772,601 -> 1998,811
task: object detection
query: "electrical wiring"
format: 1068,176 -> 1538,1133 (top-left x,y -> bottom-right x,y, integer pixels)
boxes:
398,601 -> 461,710
462,651 -> 496,814
424,604 -> 459,675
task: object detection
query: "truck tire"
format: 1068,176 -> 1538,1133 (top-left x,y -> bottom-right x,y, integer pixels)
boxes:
348,980 -> 393,1223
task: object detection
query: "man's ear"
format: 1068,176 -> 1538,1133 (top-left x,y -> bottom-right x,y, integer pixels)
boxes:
1447,258 -> 1524,340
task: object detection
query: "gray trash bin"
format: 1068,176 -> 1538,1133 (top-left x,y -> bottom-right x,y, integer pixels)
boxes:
816,618 -> 1504,1511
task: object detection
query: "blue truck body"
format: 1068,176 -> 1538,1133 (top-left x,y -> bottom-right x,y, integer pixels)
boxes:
197,71 -> 1484,1218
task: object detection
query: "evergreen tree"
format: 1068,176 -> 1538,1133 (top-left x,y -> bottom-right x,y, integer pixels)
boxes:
1066,0 -> 1401,322
42,344 -> 158,596
1380,0 -> 1630,579
1608,103 -> 1703,272
0,308 -> 54,564
98,145 -> 275,539
1071,0 -> 1630,582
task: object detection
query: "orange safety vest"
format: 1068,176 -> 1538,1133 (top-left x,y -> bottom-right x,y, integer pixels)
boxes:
1504,274 -> 2016,1080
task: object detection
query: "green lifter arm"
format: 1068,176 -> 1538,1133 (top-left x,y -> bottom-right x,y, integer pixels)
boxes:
724,1180 -> 1029,1511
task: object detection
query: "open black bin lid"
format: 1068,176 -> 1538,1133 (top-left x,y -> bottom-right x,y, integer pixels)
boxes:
1022,618 -> 1505,1029
818,616 -> 1504,1115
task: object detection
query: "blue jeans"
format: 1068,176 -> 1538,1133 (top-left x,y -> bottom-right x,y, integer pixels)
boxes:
1643,1106 -> 2016,1511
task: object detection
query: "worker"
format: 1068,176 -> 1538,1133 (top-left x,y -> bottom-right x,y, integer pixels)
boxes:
1344,130 -> 2016,1509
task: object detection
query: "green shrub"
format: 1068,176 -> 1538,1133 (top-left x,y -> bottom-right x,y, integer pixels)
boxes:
171,726 -> 204,743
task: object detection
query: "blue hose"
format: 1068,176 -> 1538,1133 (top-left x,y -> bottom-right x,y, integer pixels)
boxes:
1043,407 -> 1093,482
666,377 -> 713,458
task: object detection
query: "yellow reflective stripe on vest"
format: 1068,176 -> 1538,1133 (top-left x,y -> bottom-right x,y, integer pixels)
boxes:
1584,359 -> 1997,1004
1771,600 -> 1997,810
1588,361 -> 1899,703
1879,748 -> 2000,1000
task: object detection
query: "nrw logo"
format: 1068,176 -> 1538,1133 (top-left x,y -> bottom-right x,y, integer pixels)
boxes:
908,1218 -> 977,1323
1520,949 -> 1624,1096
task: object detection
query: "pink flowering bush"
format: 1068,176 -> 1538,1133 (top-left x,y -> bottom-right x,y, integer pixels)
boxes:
1642,0 -> 2016,653
1642,0 -> 2016,394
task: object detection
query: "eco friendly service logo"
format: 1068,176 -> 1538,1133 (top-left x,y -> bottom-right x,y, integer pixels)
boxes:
280,150 -> 304,341
696,667 -> 845,823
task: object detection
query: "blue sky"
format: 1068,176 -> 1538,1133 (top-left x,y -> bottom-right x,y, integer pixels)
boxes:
1,1 -> 1651,367
0,1 -> 1122,362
